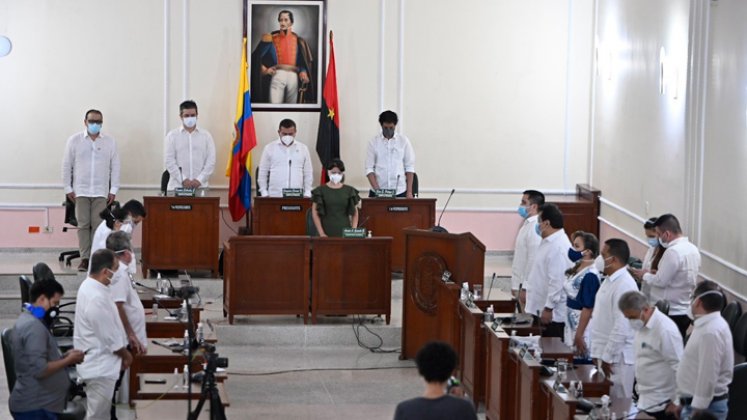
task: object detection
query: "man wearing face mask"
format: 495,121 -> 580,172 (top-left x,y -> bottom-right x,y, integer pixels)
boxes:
257,118 -> 313,197
589,239 -> 638,399
74,249 -> 132,420
365,110 -> 416,198
619,291 -> 683,419
9,278 -> 85,419
511,190 -> 545,302
631,214 -> 701,339
524,203 -> 573,338
667,281 -> 733,420
164,100 -> 216,191
62,109 -> 121,272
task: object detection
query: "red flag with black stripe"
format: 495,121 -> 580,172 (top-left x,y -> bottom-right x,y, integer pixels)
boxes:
315,31 -> 340,184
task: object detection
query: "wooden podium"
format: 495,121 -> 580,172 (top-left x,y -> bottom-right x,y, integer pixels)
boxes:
251,197 -> 312,235
401,229 -> 485,359
548,184 -> 601,237
359,198 -> 436,272
141,196 -> 219,277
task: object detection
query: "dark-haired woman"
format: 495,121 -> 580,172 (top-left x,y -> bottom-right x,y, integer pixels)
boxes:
311,159 -> 360,237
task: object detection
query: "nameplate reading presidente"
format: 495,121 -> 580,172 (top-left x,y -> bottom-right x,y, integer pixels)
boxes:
170,204 -> 192,211
174,188 -> 196,197
374,189 -> 396,198
342,228 -> 367,238
280,205 -> 302,212
282,188 -> 303,198
388,206 -> 410,212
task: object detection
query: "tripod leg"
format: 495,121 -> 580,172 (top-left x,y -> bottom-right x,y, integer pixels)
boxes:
209,386 -> 226,420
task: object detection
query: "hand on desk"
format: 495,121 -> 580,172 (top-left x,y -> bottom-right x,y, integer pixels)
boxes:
573,333 -> 588,356
540,308 -> 553,325
129,334 -> 147,356
665,402 -> 681,419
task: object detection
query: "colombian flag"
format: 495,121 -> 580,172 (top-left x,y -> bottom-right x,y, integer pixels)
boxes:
315,31 -> 340,184
226,38 -> 258,221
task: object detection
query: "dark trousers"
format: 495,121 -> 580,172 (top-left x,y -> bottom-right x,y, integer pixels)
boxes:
669,314 -> 691,340
645,410 -> 676,420
532,315 -> 565,340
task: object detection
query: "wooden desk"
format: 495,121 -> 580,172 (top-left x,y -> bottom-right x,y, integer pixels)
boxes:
223,236 -> 310,324
129,338 -> 205,404
511,339 -> 574,420
311,237 -> 392,324
402,229 -> 485,359
252,197 -> 312,235
572,396 -> 654,419
138,290 -> 182,309
136,373 -> 229,406
539,365 -> 613,420
458,295 -> 517,406
142,196 -> 220,277
132,400 -> 213,419
547,184 -> 601,238
359,198 -> 436,271
145,308 -> 204,338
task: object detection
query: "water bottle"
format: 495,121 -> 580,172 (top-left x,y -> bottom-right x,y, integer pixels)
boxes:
600,395 -> 611,419
484,304 -> 494,323
197,322 -> 205,344
183,329 -> 189,354
460,282 -> 469,301
156,273 -> 162,294
182,363 -> 189,388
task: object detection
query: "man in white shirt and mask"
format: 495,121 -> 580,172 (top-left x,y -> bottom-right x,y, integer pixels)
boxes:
511,189 -> 544,303
257,119 -> 313,197
164,100 -> 216,191
668,280 -> 733,420
619,290 -> 683,419
589,238 -> 638,399
524,203 -> 572,339
365,110 -> 416,198
62,109 -> 121,272
632,213 -> 701,340
74,249 -> 132,420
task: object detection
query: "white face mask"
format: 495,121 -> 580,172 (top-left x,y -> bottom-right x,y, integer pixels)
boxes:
328,172 -> 343,184
182,116 -> 197,128
594,255 -> 607,273
628,317 -> 644,331
280,135 -> 294,146
120,221 -> 134,234
687,290 -> 723,320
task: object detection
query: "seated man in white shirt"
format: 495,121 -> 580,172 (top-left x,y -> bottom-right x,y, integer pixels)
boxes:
365,110 -> 416,198
164,100 -> 217,191
631,213 -> 701,339
74,249 -> 132,420
511,189 -> 544,302
669,280 -> 733,420
589,238 -> 638,399
524,203 -> 572,339
257,119 -> 313,197
619,290 -> 683,419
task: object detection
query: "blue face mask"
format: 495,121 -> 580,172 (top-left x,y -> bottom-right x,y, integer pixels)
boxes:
568,248 -> 584,262
87,123 -> 102,135
518,206 -> 529,219
535,223 -> 542,236
647,237 -> 659,248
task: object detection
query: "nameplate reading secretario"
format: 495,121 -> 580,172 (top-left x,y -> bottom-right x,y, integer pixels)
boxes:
280,205 -> 302,212
342,228 -> 367,238
174,188 -> 196,197
170,204 -> 192,211
387,206 -> 410,212
282,188 -> 303,198
374,189 -> 396,198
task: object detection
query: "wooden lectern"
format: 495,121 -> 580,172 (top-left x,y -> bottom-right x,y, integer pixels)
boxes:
359,198 -> 436,272
401,229 -> 485,359
141,196 -> 219,277
251,197 -> 312,235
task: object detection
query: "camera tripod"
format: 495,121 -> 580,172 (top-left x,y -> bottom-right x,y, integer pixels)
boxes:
187,349 -> 226,420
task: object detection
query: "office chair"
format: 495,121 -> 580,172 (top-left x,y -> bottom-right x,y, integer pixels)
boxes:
734,312 -> 747,356
18,275 -> 32,306
727,363 -> 747,420
29,263 -> 76,350
305,208 -> 318,237
2,328 -> 86,420
654,299 -> 670,316
58,196 -> 80,267
255,166 -> 261,196
722,301 -> 743,332
160,169 -> 170,195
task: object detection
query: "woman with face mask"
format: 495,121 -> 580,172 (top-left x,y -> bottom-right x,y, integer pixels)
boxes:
311,159 -> 360,237
638,217 -> 665,299
90,199 -> 146,274
563,231 -> 601,358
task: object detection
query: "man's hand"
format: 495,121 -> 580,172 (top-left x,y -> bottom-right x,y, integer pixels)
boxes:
128,335 -> 146,356
119,349 -> 133,371
64,349 -> 85,365
601,361 -> 614,377
406,192 -> 414,199
107,194 -> 116,205
630,267 -> 646,279
574,334 -> 587,355
66,192 -> 76,201
262,66 -> 277,76
519,289 -> 527,304
540,308 -> 553,325
665,402 -> 681,419
299,71 -> 310,83
192,180 -> 202,189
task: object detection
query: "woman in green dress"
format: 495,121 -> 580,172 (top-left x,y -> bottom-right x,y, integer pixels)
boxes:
311,159 -> 360,237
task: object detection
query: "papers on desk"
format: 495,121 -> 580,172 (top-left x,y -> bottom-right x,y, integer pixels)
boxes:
154,294 -> 171,299
510,335 -> 541,349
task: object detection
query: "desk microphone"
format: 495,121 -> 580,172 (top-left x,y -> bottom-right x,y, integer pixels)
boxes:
357,216 -> 371,229
288,159 -> 292,189
432,188 -> 455,233
395,174 -> 400,192
135,281 -> 161,294
487,273 -> 496,300
154,271 -> 177,297
178,167 -> 184,187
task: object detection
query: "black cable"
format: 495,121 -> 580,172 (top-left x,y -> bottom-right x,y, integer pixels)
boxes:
228,365 -> 416,377
219,207 -> 239,235
351,315 -> 400,353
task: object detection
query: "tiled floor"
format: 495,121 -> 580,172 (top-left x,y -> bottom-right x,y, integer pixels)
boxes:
0,250 -> 513,419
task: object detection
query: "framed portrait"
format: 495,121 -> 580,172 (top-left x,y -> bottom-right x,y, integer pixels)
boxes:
245,0 -> 326,111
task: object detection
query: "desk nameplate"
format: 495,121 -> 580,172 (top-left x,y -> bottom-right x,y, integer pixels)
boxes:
388,206 -> 410,212
170,204 -> 192,211
280,205 -> 303,212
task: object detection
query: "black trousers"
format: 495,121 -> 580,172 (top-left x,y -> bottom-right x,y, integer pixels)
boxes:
669,314 -> 691,340
532,315 -> 565,340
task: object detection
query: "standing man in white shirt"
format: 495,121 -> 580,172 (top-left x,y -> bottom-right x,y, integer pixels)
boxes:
164,100 -> 216,191
524,203 -> 572,338
631,214 -> 701,339
619,291 -> 683,419
589,239 -> 638,399
668,280 -> 733,420
511,190 -> 544,302
74,249 -> 132,420
257,119 -> 313,197
62,109 -> 120,272
365,110 -> 416,198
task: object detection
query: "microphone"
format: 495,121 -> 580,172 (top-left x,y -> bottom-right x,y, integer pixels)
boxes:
288,159 -> 292,189
395,174 -> 400,192
432,188 -> 455,233
357,216 -> 371,229
153,271 -> 176,297
135,281 -> 161,294
487,273 -> 496,300
178,167 -> 184,187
